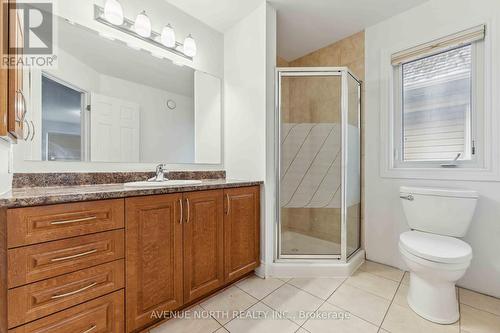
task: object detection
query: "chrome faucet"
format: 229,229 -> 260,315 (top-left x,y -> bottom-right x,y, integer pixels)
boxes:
149,164 -> 168,182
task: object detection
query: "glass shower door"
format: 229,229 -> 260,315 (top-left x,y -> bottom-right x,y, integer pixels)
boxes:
278,71 -> 343,258
344,73 -> 361,259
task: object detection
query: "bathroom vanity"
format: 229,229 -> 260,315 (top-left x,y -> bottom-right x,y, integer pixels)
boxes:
0,178 -> 261,333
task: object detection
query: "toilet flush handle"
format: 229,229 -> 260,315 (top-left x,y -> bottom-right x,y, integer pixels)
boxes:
400,194 -> 414,201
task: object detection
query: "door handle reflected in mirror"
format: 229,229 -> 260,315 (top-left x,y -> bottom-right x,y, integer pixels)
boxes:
30,120 -> 35,141
23,119 -> 31,141
400,194 -> 414,201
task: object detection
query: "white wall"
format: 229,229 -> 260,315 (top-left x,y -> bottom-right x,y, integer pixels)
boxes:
0,141 -> 12,195
224,1 -> 275,272
194,71 -> 221,164
224,3 -> 267,180
365,0 -> 500,297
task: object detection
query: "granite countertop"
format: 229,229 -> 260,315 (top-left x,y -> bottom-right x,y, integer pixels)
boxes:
0,179 -> 263,208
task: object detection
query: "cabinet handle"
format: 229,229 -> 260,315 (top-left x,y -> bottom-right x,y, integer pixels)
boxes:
81,325 -> 97,333
51,249 -> 98,262
185,198 -> 190,223
226,194 -> 230,215
30,120 -> 35,141
22,119 -> 31,141
16,90 -> 27,121
51,282 -> 98,299
179,199 -> 183,224
50,216 -> 97,225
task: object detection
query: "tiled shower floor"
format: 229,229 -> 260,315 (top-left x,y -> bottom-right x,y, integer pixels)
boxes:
281,230 -> 341,255
149,261 -> 500,333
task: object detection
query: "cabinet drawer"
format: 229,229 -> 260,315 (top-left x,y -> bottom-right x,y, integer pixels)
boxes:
8,260 -> 124,328
7,199 -> 124,248
9,290 -> 124,333
8,230 -> 125,288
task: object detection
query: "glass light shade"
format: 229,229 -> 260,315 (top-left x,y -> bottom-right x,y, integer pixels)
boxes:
161,24 -> 176,48
134,11 -> 152,38
104,0 -> 124,25
183,34 -> 197,57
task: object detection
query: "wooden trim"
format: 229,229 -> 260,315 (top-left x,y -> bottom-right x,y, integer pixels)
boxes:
0,209 -> 8,333
0,0 -> 8,137
7,0 -> 22,140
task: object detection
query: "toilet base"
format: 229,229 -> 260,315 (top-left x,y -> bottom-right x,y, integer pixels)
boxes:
407,272 -> 459,324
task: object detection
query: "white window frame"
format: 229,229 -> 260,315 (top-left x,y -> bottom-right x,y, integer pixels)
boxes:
379,20 -> 499,181
392,42 -> 484,169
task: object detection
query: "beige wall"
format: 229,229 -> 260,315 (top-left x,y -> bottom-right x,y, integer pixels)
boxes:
289,31 -> 364,80
278,31 -> 365,252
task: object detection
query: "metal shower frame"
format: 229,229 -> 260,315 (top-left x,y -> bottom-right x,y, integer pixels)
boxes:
275,67 -> 362,263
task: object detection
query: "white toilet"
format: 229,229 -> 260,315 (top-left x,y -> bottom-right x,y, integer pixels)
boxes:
399,186 -> 478,324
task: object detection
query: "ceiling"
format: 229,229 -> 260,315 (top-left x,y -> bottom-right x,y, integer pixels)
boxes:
165,0 -> 429,61
272,0 -> 429,61
165,0 -> 264,32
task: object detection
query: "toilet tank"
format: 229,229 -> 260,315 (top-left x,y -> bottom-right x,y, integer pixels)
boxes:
400,186 -> 478,237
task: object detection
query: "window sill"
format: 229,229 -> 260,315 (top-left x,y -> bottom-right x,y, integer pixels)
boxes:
381,166 -> 500,182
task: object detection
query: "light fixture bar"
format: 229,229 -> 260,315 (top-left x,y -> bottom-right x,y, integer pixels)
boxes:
94,5 -> 193,61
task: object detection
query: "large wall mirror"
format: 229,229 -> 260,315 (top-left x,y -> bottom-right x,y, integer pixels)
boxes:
22,17 -> 222,164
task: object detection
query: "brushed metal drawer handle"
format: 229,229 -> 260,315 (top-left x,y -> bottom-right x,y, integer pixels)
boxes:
81,325 -> 97,333
50,216 -> 97,225
51,249 -> 98,262
51,282 -> 98,299
226,194 -> 230,215
179,199 -> 183,224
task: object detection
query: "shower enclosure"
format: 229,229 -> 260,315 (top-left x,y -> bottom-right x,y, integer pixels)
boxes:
276,67 -> 361,262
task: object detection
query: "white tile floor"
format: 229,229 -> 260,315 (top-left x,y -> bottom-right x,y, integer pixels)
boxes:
149,261 -> 500,333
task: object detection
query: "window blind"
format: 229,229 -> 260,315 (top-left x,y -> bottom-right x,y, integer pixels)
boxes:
391,24 -> 485,66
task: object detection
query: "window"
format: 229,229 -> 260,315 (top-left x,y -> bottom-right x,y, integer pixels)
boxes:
392,25 -> 485,168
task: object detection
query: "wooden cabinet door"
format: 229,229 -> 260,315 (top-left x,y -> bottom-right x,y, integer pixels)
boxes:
125,194 -> 183,332
183,190 -> 224,303
7,1 -> 24,140
224,186 -> 260,283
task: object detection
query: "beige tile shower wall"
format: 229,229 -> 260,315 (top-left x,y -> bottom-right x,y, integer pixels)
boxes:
283,77 -> 342,123
277,56 -> 290,67
279,31 -> 365,251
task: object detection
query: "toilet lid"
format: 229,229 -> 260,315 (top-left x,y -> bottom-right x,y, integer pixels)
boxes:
400,231 -> 472,264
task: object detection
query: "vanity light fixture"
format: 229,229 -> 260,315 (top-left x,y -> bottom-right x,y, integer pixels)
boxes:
104,0 -> 124,25
183,34 -> 197,57
94,5 -> 195,61
161,24 -> 176,48
134,11 -> 152,38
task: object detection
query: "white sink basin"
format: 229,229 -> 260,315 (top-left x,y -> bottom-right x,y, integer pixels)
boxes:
124,180 -> 203,188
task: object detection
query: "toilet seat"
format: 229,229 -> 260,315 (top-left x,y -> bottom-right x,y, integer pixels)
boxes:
399,231 -> 472,264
